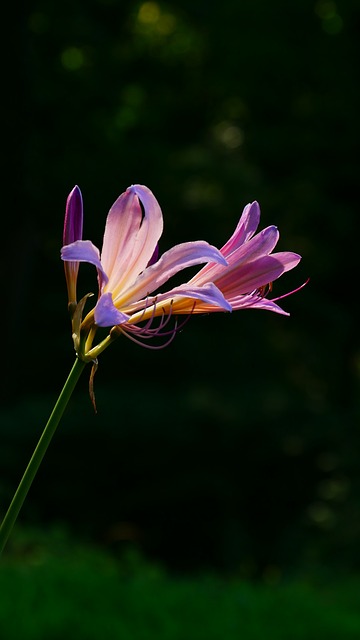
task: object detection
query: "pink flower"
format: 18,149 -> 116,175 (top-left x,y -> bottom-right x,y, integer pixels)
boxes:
61,185 -> 302,359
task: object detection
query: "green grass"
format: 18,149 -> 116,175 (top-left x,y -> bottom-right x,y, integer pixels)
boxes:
1,529 -> 360,639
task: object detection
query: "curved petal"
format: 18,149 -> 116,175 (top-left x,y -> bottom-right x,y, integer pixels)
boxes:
177,291 -> 290,316
101,188 -> 143,290
114,240 -> 228,307
191,225 -> 280,287
103,185 -> 164,295
126,283 -> 232,323
61,239 -> 108,289
191,201 -> 261,284
94,292 -> 130,327
147,243 -> 159,267
215,253 -> 301,296
220,201 -> 261,256
269,251 -> 302,273
227,294 -> 290,315
154,282 -> 232,312
226,225 -> 280,265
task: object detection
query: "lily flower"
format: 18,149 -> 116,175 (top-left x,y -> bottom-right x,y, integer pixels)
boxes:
61,185 -> 303,362
61,184 -> 231,360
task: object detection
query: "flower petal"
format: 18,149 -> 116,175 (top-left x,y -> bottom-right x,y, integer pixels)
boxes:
62,186 -> 84,304
220,201 -> 261,256
191,201 -> 261,285
126,283 -> 232,323
269,251 -> 302,273
100,188 -> 143,289
103,185 -> 164,295
63,186 -> 83,245
216,252 -> 301,296
154,282 -> 232,312
147,243 -> 159,267
94,292 -> 130,327
115,240 -> 228,307
228,294 -> 291,315
191,226 -> 280,288
61,239 -> 108,289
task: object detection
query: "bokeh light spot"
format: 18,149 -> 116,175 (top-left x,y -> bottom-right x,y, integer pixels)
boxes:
213,121 -> 244,150
317,478 -> 349,501
138,2 -> 161,25
314,1 -> 343,34
307,502 -> 336,528
61,47 -> 85,71
157,13 -> 176,35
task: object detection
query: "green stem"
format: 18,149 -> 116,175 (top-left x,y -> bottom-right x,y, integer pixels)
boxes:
0,357 -> 86,555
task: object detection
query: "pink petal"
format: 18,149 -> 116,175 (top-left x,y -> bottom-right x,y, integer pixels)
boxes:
192,201 -> 260,284
269,251 -> 302,273
216,252 -> 301,296
191,225 -> 279,287
221,224 -> 280,268
116,240 -> 228,307
153,282 -> 232,312
100,188 -> 144,291
103,185 -> 163,295
228,294 -> 291,315
220,201 -> 261,256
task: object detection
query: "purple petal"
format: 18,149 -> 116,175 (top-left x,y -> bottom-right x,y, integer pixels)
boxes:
147,243 -> 159,267
94,292 -> 130,327
228,294 -> 291,315
216,253 -> 301,296
220,201 -> 261,256
225,225 -> 280,266
269,251 -> 302,273
117,240 -> 228,307
192,202 -> 261,286
189,225 -> 279,288
61,239 -> 108,289
63,186 -> 83,245
153,282 -> 232,312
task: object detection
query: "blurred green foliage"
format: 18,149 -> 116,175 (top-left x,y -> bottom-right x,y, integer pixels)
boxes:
1,0 -> 360,585
1,527 -> 360,639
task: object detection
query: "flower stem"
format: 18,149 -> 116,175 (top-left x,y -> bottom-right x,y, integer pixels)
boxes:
0,357 -> 87,555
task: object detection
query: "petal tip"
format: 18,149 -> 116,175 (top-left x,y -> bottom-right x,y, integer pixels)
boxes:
94,292 -> 130,327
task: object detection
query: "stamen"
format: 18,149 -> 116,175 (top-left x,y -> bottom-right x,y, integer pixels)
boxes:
258,282 -> 273,298
127,300 -> 174,338
270,277 -> 309,303
117,300 -> 196,349
118,322 -> 179,350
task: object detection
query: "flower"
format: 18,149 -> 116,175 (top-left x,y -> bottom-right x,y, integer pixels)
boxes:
61,184 -> 231,359
61,185 -> 303,361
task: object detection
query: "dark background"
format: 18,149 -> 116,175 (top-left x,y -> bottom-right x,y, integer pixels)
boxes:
1,0 -> 359,581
